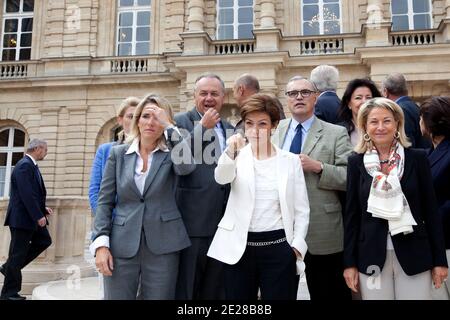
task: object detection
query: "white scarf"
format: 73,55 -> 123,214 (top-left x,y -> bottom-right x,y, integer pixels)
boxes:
364,142 -> 417,236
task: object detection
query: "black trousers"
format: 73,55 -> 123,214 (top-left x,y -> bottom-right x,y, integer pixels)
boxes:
1,227 -> 52,298
303,251 -> 351,301
223,229 -> 297,300
176,237 -> 225,300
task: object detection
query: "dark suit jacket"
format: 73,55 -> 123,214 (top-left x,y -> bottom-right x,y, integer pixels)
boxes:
314,91 -> 341,124
5,155 -> 47,230
174,107 -> 234,237
397,96 -> 431,148
428,139 -> 450,249
344,148 -> 448,276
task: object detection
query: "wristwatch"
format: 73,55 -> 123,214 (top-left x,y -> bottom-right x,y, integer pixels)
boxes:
318,162 -> 324,174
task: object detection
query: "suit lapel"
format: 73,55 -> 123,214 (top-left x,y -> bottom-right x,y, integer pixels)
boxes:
276,149 -> 288,206
272,119 -> 290,147
124,152 -> 141,198
302,117 -> 322,156
143,151 -> 168,195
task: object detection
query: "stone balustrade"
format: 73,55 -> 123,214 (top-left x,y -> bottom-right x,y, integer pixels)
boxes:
212,40 -> 256,55
390,30 -> 437,46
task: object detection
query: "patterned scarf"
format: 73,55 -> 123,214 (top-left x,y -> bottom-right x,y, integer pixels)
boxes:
363,141 -> 417,236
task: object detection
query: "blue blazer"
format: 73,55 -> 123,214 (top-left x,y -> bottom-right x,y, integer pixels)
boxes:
314,91 -> 341,124
344,148 -> 448,276
428,139 -> 450,249
4,156 -> 47,230
397,96 -> 431,148
89,142 -> 114,214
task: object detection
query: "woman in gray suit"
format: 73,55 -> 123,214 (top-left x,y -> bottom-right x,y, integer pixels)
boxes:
90,93 -> 195,300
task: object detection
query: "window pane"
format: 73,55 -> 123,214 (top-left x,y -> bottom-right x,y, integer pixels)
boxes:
219,8 -> 233,24
0,153 -> 6,166
3,35 -> 18,48
324,3 -> 340,20
138,0 -> 151,5
218,25 -> 233,39
303,0 -> 317,4
2,49 -> 16,61
6,0 -> 20,13
238,7 -> 253,23
324,0 -> 338,2
324,21 -> 340,34
135,42 -> 149,55
119,12 -> 133,26
13,130 -> 25,147
12,152 -> 22,165
23,0 -> 35,12
120,0 -> 134,7
19,48 -> 31,60
118,28 -> 133,42
0,131 -> 9,147
303,21 -> 319,35
392,0 -> 408,15
303,5 -> 319,21
238,0 -> 253,5
136,27 -> 149,41
392,15 -> 409,30
238,24 -> 253,39
118,43 -> 132,56
20,33 -> 32,47
219,0 -> 233,7
22,18 -> 33,32
413,0 -> 429,13
4,20 -> 18,33
414,14 -> 431,29
137,11 -> 150,25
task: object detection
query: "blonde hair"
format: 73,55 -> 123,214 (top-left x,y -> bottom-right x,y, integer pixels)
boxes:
126,93 -> 175,150
354,97 -> 411,153
117,96 -> 140,143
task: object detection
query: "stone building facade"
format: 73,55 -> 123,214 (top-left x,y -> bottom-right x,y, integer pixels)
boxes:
1,0 -> 450,294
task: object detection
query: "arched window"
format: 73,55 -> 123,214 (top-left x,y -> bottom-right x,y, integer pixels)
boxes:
391,0 -> 432,31
116,0 -> 151,56
217,0 -> 254,40
0,127 -> 26,198
301,0 -> 341,35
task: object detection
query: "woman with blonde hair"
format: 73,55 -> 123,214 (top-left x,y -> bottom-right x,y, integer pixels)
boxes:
91,93 -> 195,299
343,97 -> 448,299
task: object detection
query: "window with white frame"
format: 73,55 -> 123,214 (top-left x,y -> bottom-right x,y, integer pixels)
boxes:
1,0 -> 34,61
0,127 -> 25,198
302,0 -> 341,35
391,0 -> 432,31
217,0 -> 254,40
117,0 -> 151,56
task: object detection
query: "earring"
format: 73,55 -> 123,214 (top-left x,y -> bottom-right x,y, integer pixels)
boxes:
394,131 -> 400,139
363,133 -> 371,142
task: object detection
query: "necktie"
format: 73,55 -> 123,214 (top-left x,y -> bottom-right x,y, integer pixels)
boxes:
289,123 -> 303,154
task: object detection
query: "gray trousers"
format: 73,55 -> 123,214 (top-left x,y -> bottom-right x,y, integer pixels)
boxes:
359,249 -> 432,300
104,231 -> 179,300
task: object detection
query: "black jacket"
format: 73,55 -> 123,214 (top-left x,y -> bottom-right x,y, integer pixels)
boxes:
344,148 -> 447,276
314,91 -> 341,124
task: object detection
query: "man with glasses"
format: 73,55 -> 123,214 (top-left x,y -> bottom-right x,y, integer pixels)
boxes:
272,76 -> 353,300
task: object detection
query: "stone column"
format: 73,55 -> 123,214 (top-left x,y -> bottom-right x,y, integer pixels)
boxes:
260,0 -> 276,28
0,197 -> 95,295
187,0 -> 205,31
364,0 -> 390,46
446,0 -> 450,18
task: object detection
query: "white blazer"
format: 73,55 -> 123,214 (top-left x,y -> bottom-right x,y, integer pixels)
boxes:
207,144 -> 310,274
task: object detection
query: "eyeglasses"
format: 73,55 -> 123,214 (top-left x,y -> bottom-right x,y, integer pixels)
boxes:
285,90 -> 316,99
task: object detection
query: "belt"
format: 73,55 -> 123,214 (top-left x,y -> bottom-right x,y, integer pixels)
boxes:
247,237 -> 287,247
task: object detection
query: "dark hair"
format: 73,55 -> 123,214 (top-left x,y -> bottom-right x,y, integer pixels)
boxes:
420,96 -> 450,139
240,94 -> 281,126
338,78 -> 381,134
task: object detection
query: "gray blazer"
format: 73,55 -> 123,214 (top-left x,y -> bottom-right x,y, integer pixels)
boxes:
272,117 -> 353,254
174,107 -> 234,237
93,134 -> 195,258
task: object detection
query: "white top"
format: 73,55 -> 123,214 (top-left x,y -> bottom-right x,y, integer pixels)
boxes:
249,156 -> 284,232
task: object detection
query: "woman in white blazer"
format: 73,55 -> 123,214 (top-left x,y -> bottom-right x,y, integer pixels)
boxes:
207,94 -> 310,300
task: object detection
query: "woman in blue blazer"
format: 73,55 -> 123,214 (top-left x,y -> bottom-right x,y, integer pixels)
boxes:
420,96 -> 450,299
343,97 -> 448,300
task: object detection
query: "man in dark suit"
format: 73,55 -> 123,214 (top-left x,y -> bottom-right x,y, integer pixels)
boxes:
174,73 -> 234,299
310,64 -> 341,124
382,72 -> 431,148
0,139 -> 52,300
